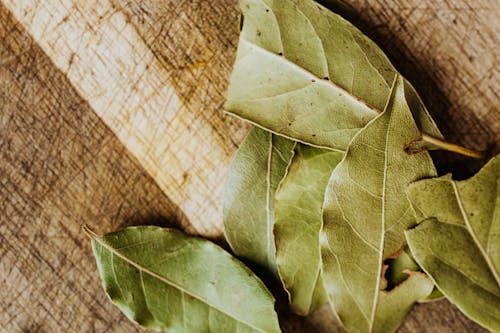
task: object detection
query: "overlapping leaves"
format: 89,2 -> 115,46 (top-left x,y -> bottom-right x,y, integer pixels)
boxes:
274,144 -> 343,314
85,0 -> 494,332
406,156 -> 500,332
320,76 -> 436,333
223,127 -> 295,275
225,0 -> 442,151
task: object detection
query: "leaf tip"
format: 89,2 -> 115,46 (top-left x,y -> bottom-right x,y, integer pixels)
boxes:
82,224 -> 98,240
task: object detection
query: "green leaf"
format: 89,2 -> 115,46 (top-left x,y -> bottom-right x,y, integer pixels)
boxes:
320,75 -> 436,333
224,127 -> 296,275
274,144 -> 343,315
86,225 -> 282,333
225,0 -> 442,151
384,246 -> 443,302
405,155 -> 500,332
384,246 -> 420,290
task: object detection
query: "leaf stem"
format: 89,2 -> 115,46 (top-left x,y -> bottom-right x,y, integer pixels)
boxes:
420,134 -> 484,159
82,224 -> 99,239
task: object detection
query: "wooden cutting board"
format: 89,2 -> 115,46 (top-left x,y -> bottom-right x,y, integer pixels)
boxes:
0,0 -> 498,332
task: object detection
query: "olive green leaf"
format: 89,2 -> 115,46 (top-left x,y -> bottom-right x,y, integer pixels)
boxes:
85,225 -> 282,333
405,155 -> 500,332
320,75 -> 436,333
384,245 -> 443,302
384,246 -> 420,289
224,127 -> 296,275
225,0 -> 442,152
274,144 -> 343,315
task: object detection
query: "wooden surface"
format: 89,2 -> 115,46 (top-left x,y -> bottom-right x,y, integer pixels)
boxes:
0,0 -> 498,332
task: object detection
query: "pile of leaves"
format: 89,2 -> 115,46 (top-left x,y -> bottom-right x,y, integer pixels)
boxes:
85,0 -> 499,332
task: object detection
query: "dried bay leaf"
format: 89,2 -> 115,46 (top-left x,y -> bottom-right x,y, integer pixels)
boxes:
384,246 -> 420,290
225,0 -> 442,152
320,75 -> 435,333
405,155 -> 500,332
274,144 -> 343,315
384,245 -> 443,301
224,127 -> 296,275
85,225 -> 282,333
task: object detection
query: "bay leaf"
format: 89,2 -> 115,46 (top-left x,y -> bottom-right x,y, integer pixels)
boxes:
224,127 -> 296,275
320,75 -> 435,333
405,155 -> 500,331
384,245 -> 444,302
85,225 -> 282,333
384,246 -> 420,290
274,144 -> 343,315
225,0 -> 442,152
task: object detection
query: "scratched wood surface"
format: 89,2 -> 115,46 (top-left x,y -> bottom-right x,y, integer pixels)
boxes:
0,0 -> 498,332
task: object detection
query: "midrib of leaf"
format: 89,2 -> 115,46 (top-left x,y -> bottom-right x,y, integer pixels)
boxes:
368,110 -> 391,333
92,236 -> 265,332
451,181 -> 500,286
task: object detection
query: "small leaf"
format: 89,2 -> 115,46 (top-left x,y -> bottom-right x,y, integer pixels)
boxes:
385,246 -> 443,302
405,155 -> 500,332
86,225 -> 282,333
225,0 -> 442,151
274,144 -> 343,315
321,75 -> 435,333
224,127 -> 296,275
384,246 -> 420,290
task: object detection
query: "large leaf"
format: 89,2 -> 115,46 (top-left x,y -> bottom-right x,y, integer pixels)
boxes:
320,75 -> 436,333
405,155 -> 500,332
274,144 -> 343,315
225,0 -> 442,151
86,225 -> 282,333
224,127 -> 296,275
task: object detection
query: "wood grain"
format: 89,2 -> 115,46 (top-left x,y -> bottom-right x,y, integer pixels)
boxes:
1,0 -> 246,237
0,5 -> 185,332
0,0 -> 497,332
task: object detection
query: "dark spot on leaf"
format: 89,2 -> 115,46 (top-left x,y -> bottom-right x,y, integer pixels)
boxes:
265,8 -> 270,12
312,134 -> 316,137
288,122 -> 292,126
324,77 -> 329,80
311,79 -> 316,83
278,52 -> 283,56
257,30 -> 262,37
